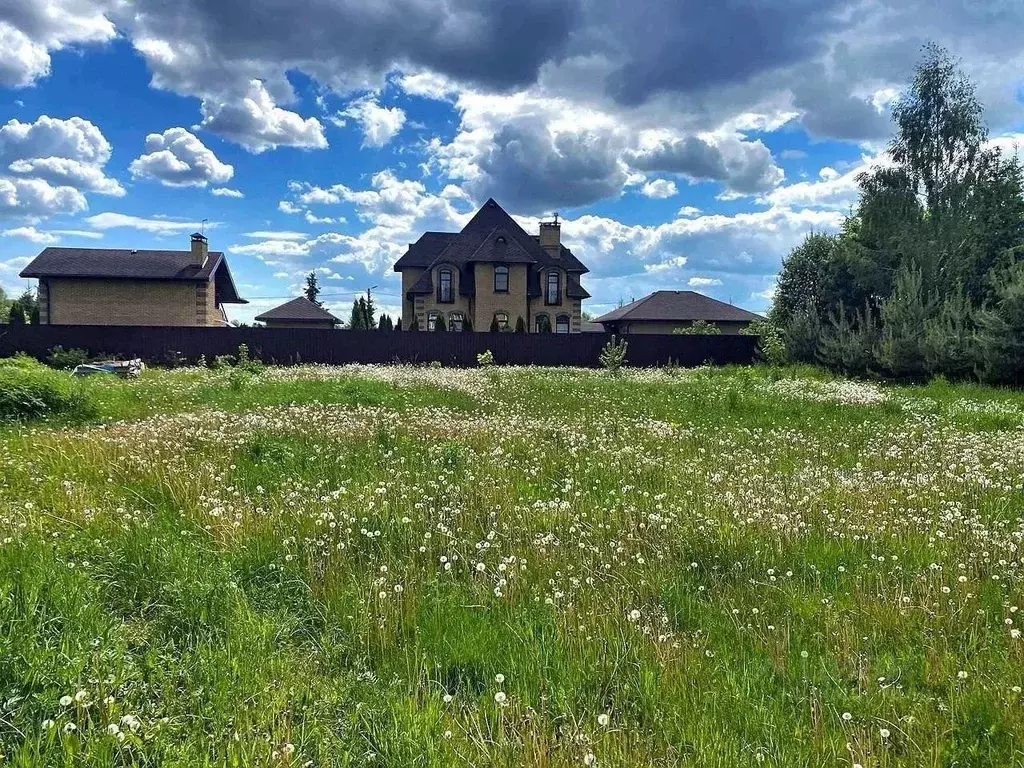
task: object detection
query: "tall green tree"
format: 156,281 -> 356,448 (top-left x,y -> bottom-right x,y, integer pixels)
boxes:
771,43 -> 1024,383
304,272 -> 322,306
8,301 -> 26,325
770,233 -> 837,329
890,43 -> 986,220
349,297 -> 371,329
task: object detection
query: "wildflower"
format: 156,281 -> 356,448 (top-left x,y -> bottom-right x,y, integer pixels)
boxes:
42,719 -> 55,729
957,670 -> 968,680
583,753 -> 597,766
107,724 -> 120,735
494,691 -> 507,705
59,696 -> 73,707
495,673 -> 505,684
879,728 -> 891,739
841,712 -> 853,722
63,722 -> 77,733
628,609 -> 641,622
74,690 -> 89,703
443,694 -> 453,704
597,713 -> 610,727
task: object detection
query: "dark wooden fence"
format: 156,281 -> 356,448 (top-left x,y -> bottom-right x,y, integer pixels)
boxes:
0,325 -> 758,368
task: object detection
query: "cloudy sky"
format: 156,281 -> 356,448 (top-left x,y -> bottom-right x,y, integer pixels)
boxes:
1,0 -> 1023,323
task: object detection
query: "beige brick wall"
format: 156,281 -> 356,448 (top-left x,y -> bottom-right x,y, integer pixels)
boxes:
400,263 -> 582,332
530,268 -> 581,333
401,268 -> 424,328
37,280 -> 50,324
416,264 -> 472,329
474,263 -> 528,330
46,278 -> 215,326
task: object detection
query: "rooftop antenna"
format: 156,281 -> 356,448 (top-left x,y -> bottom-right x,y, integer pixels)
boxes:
200,218 -> 208,236
552,212 -> 559,224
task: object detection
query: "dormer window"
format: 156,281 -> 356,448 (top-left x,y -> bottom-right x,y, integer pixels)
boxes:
496,235 -> 506,244
494,265 -> 509,293
438,268 -> 453,303
546,270 -> 561,305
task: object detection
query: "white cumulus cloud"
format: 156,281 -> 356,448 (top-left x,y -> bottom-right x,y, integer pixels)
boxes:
341,96 -> 407,148
640,179 -> 678,198
129,127 -> 234,187
199,80 -> 327,154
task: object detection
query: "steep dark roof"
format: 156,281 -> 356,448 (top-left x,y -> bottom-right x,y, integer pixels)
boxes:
394,199 -> 589,291
254,297 -> 341,323
594,291 -> 763,324
20,246 -> 247,303
393,232 -> 457,269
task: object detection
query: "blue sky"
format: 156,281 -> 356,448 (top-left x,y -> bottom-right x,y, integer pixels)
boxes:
2,1 -> 1023,324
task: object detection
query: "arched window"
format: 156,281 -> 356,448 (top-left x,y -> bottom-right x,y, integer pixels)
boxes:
546,270 -> 561,305
555,314 -> 570,334
450,312 -> 464,332
535,313 -> 551,333
438,268 -> 453,303
494,265 -> 509,293
493,312 -> 509,331
427,311 -> 439,331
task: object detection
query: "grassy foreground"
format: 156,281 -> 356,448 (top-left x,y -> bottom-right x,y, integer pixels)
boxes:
1,363 -> 1023,766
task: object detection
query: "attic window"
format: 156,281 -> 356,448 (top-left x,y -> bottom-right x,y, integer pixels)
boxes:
496,235 -> 506,243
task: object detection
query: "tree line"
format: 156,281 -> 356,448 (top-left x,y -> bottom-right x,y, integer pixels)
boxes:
770,45 -> 1024,385
0,287 -> 39,325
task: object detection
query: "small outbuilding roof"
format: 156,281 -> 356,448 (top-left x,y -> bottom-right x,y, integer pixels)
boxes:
593,290 -> 763,324
254,296 -> 341,324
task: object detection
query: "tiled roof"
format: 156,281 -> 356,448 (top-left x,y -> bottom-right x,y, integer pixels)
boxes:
254,297 -> 341,323
20,246 -> 247,303
593,291 -> 763,324
400,199 -> 590,297
393,232 -> 457,270
22,247 -> 221,281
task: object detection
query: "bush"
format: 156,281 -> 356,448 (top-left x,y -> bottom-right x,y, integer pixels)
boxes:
0,355 -> 97,422
46,345 -> 90,371
673,320 -> 722,335
477,350 -> 494,367
740,320 -> 786,366
817,303 -> 878,377
599,335 -> 628,374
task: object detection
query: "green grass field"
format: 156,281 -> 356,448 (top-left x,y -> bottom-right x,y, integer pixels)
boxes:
1,363 -> 1023,766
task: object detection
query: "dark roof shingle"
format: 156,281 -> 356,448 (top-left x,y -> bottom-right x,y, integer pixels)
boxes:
593,291 -> 763,324
20,246 -> 247,303
22,247 -> 221,281
254,297 -> 341,323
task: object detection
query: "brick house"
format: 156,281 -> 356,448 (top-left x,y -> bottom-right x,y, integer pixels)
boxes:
19,233 -> 246,326
255,297 -> 341,329
394,198 -> 590,333
593,291 -> 764,334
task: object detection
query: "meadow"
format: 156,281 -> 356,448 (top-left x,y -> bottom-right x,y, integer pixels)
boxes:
1,361 -> 1023,766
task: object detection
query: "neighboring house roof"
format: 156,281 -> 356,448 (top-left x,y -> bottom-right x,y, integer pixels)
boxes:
594,291 -> 764,324
395,198 -> 591,300
254,297 -> 341,323
581,321 -> 606,332
19,246 -> 247,303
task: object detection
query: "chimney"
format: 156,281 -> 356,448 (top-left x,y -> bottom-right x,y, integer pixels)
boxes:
539,218 -> 560,258
190,232 -> 208,266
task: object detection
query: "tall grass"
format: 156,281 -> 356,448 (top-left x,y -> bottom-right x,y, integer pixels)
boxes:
0,363 -> 1022,765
